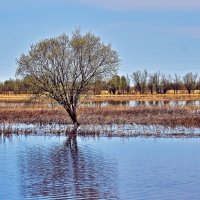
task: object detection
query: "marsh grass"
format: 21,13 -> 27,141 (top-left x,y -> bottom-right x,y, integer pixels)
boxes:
1,94 -> 200,137
79,105 -> 200,127
0,104 -> 200,128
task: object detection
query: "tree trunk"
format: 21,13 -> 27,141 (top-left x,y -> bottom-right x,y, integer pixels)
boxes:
65,107 -> 80,137
150,88 -> 153,95
65,121 -> 79,137
65,135 -> 78,150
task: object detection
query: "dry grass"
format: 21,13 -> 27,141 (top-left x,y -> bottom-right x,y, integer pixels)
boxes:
79,106 -> 200,128
0,94 -> 32,102
90,93 -> 200,102
0,104 -> 200,128
0,94 -> 200,129
1,93 -> 200,103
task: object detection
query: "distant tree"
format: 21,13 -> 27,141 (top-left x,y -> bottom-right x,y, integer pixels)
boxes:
131,70 -> 148,94
120,76 -> 128,94
183,72 -> 197,94
3,79 -> 15,94
152,72 -> 161,94
147,73 -> 154,94
126,74 -> 131,94
196,77 -> 200,91
14,76 -> 36,94
0,82 -> 3,93
13,79 -> 22,94
108,84 -> 117,95
90,77 -> 104,95
160,74 -> 171,94
171,73 -> 181,94
108,75 -> 121,94
16,29 -> 119,135
108,75 -> 130,94
22,76 -> 38,94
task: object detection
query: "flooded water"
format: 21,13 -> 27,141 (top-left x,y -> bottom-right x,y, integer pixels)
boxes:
83,100 -> 200,107
1,135 -> 200,199
1,100 -> 200,108
3,122 -> 200,136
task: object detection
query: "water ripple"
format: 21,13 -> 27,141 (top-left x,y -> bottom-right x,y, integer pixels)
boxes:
17,138 -> 118,200
1,136 -> 200,199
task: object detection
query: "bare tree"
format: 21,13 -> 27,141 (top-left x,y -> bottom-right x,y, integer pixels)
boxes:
152,72 -> 161,94
183,72 -> 197,94
131,70 -> 148,94
160,74 -> 171,94
89,75 -> 104,95
196,77 -> 200,91
125,74 -> 131,94
16,29 -> 119,135
147,73 -> 154,94
146,72 -> 161,94
171,73 -> 181,95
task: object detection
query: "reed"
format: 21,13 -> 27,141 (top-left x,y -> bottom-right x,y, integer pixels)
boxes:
0,104 -> 200,128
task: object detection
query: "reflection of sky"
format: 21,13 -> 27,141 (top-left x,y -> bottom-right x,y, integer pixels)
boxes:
82,100 -> 200,107
1,136 -> 200,199
1,100 -> 200,108
88,137 -> 200,199
0,137 -> 21,199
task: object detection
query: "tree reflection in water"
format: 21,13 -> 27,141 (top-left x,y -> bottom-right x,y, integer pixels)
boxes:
18,136 -> 119,200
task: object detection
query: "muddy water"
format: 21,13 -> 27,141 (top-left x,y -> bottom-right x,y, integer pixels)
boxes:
1,135 -> 200,199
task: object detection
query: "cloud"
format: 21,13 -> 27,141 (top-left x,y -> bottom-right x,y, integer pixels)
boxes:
79,0 -> 200,10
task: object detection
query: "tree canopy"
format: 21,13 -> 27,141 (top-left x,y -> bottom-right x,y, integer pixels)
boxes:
16,29 -> 119,133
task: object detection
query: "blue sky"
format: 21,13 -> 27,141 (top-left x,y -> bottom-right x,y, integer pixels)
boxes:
1,0 -> 200,81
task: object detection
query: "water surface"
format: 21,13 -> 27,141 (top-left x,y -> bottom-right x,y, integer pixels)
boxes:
1,136 -> 200,199
83,100 -> 200,107
1,100 -> 200,108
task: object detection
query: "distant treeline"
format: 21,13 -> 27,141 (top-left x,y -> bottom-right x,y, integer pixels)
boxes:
108,71 -> 200,95
0,76 -> 34,94
1,71 -> 200,95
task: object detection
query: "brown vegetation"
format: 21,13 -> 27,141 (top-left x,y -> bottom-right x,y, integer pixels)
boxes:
90,93 -> 200,102
0,94 -> 200,137
0,104 -> 200,128
79,106 -> 200,128
1,93 -> 200,103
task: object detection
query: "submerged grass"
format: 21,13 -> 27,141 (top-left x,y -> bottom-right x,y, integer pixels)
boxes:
1,122 -> 200,138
